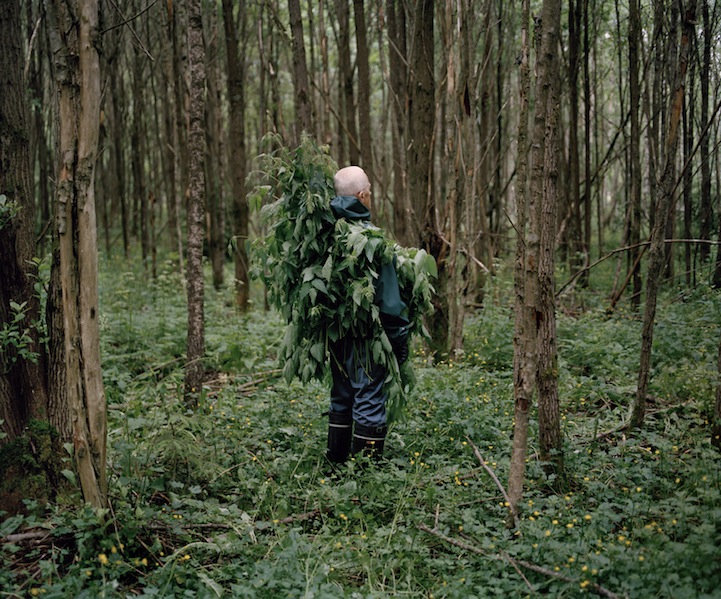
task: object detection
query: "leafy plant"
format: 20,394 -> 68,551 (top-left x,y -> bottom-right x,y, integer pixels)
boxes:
0,301 -> 40,374
0,193 -> 21,230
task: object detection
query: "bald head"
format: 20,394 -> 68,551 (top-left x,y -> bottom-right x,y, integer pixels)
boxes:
334,166 -> 372,209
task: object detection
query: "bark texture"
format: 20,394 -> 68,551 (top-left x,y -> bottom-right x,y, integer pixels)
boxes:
508,0 -> 533,517
531,0 -> 564,479
0,0 -> 48,443
184,0 -> 207,406
223,0 -> 250,311
288,0 -> 313,141
47,0 -> 107,508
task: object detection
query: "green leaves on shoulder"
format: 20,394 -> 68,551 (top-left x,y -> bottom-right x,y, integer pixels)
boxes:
394,246 -> 437,337
246,135 -> 437,409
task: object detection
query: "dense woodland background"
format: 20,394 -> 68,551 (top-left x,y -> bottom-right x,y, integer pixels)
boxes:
2,0 -> 721,596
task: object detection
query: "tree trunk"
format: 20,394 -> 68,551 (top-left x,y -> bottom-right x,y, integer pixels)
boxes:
222,0 -> 250,312
0,0 -> 50,445
582,0 -> 592,280
532,0 -> 564,480
336,0 -> 358,165
508,0 -> 533,518
110,73 -> 129,257
682,58 -> 695,286
184,0 -> 207,406
566,0 -> 583,277
353,0 -> 373,183
160,11 -> 179,262
474,0 -> 494,281
131,48 -> 148,267
47,0 -> 107,508
714,203 -> 721,288
631,0 -> 696,430
713,328 -> 721,449
409,0 -> 443,354
386,0 -> 409,245
443,0 -> 474,354
205,10 -> 225,291
698,0 -> 712,265
317,0 -> 331,144
628,0 -> 642,308
171,0 -> 189,275
288,0 -> 313,142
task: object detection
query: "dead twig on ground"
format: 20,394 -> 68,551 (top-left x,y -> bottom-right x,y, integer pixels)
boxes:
418,523 -> 623,599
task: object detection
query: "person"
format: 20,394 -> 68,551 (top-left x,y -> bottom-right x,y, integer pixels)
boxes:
326,166 -> 410,464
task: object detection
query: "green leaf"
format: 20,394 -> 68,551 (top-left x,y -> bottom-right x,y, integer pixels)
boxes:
310,342 -> 324,362
321,255 -> 333,280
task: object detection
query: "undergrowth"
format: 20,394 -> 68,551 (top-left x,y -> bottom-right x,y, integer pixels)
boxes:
1,254 -> 720,598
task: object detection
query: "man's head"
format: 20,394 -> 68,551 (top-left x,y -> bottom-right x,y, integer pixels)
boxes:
334,166 -> 372,210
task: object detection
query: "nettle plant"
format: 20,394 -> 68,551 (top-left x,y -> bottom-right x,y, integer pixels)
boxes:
248,135 -> 436,420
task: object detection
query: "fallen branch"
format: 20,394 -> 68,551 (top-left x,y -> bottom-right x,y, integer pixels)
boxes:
2,530 -> 53,544
466,436 -> 520,529
418,523 -> 622,599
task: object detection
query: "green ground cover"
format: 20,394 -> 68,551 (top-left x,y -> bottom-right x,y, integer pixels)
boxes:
1,255 -> 720,598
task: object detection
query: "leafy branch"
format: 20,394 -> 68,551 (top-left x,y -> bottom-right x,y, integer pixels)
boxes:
248,135 -> 435,419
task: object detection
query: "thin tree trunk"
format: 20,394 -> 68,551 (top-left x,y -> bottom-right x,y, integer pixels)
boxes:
476,0 -> 494,270
288,0 -> 313,142
387,0 -> 409,244
47,0 -> 107,508
533,0 -> 564,480
222,0 -> 250,311
110,73 -> 129,257
631,0 -> 697,429
318,0 -> 331,144
410,0 -> 443,354
161,22 -> 179,261
171,0 -> 188,275
354,0 -> 372,182
205,10 -> 225,291
508,0 -> 533,518
682,58 -> 695,286
567,0 -> 583,276
698,0 -> 712,264
184,0 -> 206,406
336,0 -> 358,165
582,0 -> 592,282
628,0 -> 642,308
444,0 -> 470,355
713,328 -> 721,449
131,49 -> 148,267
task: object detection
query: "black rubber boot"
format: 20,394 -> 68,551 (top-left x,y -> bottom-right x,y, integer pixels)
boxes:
326,411 -> 353,463
352,423 -> 387,461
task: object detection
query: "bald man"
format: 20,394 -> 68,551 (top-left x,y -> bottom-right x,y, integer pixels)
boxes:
325,166 -> 410,464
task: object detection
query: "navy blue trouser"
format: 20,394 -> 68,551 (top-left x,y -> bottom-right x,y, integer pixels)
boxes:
329,337 -> 387,430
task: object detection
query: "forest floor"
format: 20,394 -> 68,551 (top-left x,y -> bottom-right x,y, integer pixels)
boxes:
2,254 -> 720,598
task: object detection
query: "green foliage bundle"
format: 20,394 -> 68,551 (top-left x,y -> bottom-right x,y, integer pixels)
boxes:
248,135 -> 435,419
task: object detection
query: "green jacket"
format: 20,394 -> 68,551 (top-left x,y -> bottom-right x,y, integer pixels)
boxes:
330,196 -> 410,342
